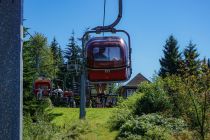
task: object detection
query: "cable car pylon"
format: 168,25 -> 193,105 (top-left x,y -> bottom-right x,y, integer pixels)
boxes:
80,0 -> 131,119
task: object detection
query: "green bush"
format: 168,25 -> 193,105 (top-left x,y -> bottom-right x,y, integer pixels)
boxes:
118,114 -> 188,140
62,120 -> 91,140
23,98 -> 61,140
136,80 -> 171,115
23,115 -> 60,140
163,76 -> 190,117
108,93 -> 143,130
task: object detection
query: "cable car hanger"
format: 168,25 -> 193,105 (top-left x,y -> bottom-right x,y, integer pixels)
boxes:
81,0 -> 132,83
92,0 -> 122,32
79,0 -> 132,119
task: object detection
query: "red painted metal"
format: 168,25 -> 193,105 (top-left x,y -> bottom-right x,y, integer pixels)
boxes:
64,91 -> 74,97
86,36 -> 130,82
33,78 -> 51,96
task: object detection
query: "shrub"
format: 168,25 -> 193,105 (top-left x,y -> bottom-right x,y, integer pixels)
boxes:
23,98 -> 61,140
108,93 -> 143,130
163,75 -> 190,117
23,115 -> 60,140
136,80 -> 171,115
62,120 -> 91,140
118,114 -> 189,140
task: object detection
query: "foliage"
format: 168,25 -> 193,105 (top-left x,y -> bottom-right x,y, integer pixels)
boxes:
64,31 -> 81,89
145,73 -> 209,139
26,33 -> 54,78
118,114 -> 188,140
183,71 -> 210,140
49,37 -> 64,83
65,31 -> 81,62
62,121 -> 90,140
136,80 -> 171,115
23,32 -> 55,115
108,93 -> 143,130
163,75 -> 190,117
110,70 -> 209,139
108,83 -> 122,95
23,115 -> 60,140
181,41 -> 201,76
159,35 -> 182,77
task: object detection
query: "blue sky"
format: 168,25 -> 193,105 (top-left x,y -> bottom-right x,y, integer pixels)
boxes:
24,0 -> 210,80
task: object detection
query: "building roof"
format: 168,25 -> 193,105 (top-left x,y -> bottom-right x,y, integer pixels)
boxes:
124,73 -> 149,88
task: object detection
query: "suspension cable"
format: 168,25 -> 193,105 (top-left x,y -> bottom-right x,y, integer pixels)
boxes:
102,0 -> 107,36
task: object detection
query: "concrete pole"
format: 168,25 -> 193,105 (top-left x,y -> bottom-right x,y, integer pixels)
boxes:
79,72 -> 86,119
0,0 -> 23,140
80,33 -> 87,119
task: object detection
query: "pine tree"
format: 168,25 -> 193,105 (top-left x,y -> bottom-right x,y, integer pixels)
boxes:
159,35 -> 182,77
183,41 -> 200,76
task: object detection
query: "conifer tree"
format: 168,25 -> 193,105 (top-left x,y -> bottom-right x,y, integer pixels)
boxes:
208,58 -> 210,69
50,37 -> 59,63
159,35 -> 182,77
65,31 -> 81,62
49,37 -> 64,81
32,33 -> 54,78
183,41 -> 200,76
64,31 -> 81,89
23,30 -> 40,116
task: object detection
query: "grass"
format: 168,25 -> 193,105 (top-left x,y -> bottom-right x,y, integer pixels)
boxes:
49,108 -> 118,140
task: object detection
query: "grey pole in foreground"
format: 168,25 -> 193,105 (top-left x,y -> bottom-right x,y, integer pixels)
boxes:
0,0 -> 23,139
80,33 -> 87,119
79,72 -> 86,119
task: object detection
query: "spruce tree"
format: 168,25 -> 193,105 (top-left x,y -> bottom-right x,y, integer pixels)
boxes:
56,46 -> 65,87
23,30 -> 40,117
50,37 -> 59,64
49,37 -> 64,81
208,58 -> 210,69
183,41 -> 200,76
159,35 -> 182,77
64,31 -> 81,90
65,31 -> 81,62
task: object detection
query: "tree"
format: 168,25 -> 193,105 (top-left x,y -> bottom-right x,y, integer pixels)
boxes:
23,29 -> 39,116
208,58 -> 210,69
65,31 -> 81,63
184,71 -> 210,140
23,31 -> 55,120
50,37 -> 64,81
159,35 -> 182,77
56,46 -> 65,85
64,31 -> 81,89
183,41 -> 200,76
50,37 -> 59,64
31,33 -> 54,79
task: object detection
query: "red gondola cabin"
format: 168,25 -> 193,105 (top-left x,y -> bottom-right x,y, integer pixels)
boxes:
86,36 -> 131,82
33,78 -> 52,96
